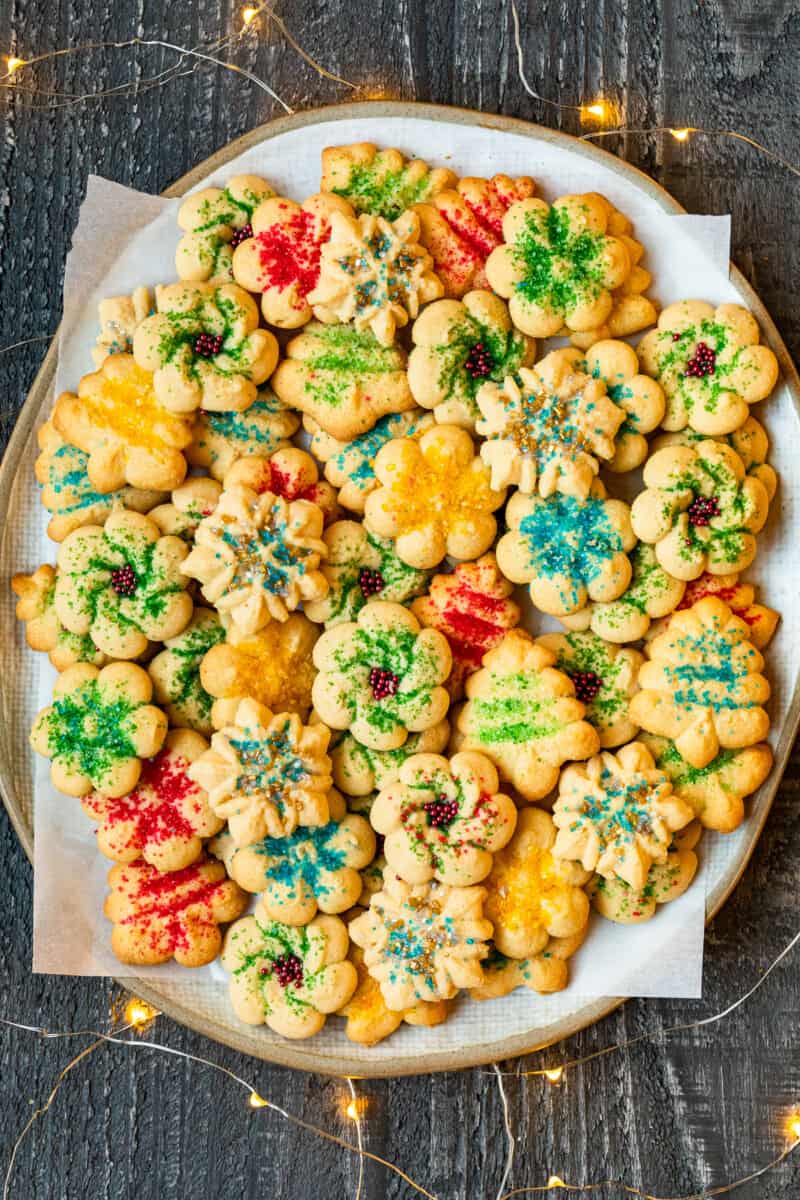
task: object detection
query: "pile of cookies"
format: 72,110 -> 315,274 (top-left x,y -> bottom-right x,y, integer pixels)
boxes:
14,141 -> 782,1044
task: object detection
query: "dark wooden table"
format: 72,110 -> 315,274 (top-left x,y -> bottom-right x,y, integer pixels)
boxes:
2,2 -> 800,1197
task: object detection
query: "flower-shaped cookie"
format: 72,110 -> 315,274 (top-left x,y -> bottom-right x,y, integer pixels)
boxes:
536,631 -> 642,748
105,857 -> 247,967
629,595 -> 771,769
476,348 -> 626,496
55,508 -> 193,659
561,543 -> 686,644
410,554 -> 521,699
35,421 -> 164,543
222,907 -> 357,1038
630,441 -> 770,581
407,291 -> 535,428
588,830 -> 699,924
496,482 -> 636,617
211,790 -> 375,922
552,741 -> 695,890
222,445 -> 339,527
640,733 -> 773,833
91,286 -> 153,366
566,206 -> 658,350
147,607 -> 225,735
273,319 -> 415,441
320,141 -> 456,220
181,483 -> 328,635
30,661 -> 167,798
638,301 -> 779,435
414,174 -> 537,297
329,722 -> 451,797
175,174 -> 275,283
188,699 -> 332,845
308,209 -> 444,346
132,282 -> 278,413
580,339 -> 666,472
652,415 -> 778,503
339,939 -> 450,1045
53,355 -> 194,493
457,630 -> 599,802
348,873 -> 492,1009
187,388 -> 299,481
304,520 -> 430,627
13,564 -> 107,671
200,614 -> 319,728
149,478 -> 223,540
364,424 -> 506,570
470,936 -> 588,1000
482,806 -> 590,961
307,408 -> 435,513
647,570 -> 779,651
312,601 -> 452,751
82,729 -> 224,870
485,194 -> 633,337
371,750 -> 517,886
232,192 -> 353,327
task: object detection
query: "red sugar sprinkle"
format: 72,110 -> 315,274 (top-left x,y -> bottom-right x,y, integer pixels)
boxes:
118,861 -> 226,952
255,210 -> 326,301
96,751 -> 199,853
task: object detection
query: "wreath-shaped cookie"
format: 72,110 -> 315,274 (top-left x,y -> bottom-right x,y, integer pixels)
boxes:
407,291 -> 534,428
370,750 -> 517,886
175,174 -> 275,283
188,699 -> 333,845
328,721 -> 451,797
652,415 -> 778,504
222,908 -> 357,1038
536,631 -> 642,748
312,600 -> 452,751
133,282 -> 278,413
320,141 -> 456,219
496,481 -> 636,617
552,741 -> 695,890
147,607 -> 225,735
55,508 -> 193,659
630,441 -> 769,581
457,629 -> 599,802
30,661 -> 167,798
187,388 -> 299,481
637,300 -> 779,434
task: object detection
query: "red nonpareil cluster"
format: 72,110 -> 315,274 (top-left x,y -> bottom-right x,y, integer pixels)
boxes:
110,564 -> 138,597
369,667 -> 400,700
423,796 -> 460,828
230,222 -> 253,250
568,669 -> 603,705
684,341 -> 716,378
271,953 -> 304,989
358,567 -> 385,598
687,495 -> 720,526
464,341 -> 494,379
194,332 -> 224,358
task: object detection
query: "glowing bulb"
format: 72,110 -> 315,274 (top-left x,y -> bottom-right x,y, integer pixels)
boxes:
345,1100 -> 360,1120
249,1091 -> 268,1108
671,128 -> 691,142
242,6 -> 259,24
544,1067 -> 564,1083
6,56 -> 24,73
786,1114 -> 800,1140
585,102 -> 606,117
124,998 -> 158,1029
547,1176 -> 567,1189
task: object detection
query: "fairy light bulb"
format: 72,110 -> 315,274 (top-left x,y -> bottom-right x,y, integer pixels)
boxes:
544,1067 -> 564,1083
582,100 -> 608,120
786,1114 -> 800,1140
671,127 -> 691,141
5,56 -> 24,73
242,6 -> 259,24
249,1091 -> 268,1108
345,1100 -> 360,1120
547,1175 -> 567,1189
124,998 -> 158,1029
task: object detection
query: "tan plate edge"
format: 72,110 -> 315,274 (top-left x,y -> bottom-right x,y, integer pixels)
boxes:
1,99 -> 798,1077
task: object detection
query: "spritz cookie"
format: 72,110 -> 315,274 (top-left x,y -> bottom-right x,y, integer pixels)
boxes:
407,291 -> 534,428
630,441 -> 769,581
188,698 -> 332,845
536,631 -> 642,748
646,571 -> 779,651
149,478 -> 223,541
637,300 -> 779,434
560,543 -> 686,644
552,741 -> 695,890
629,596 -> 771,769
175,174 -> 275,282
587,821 -> 700,924
476,347 -> 626,496
133,282 -> 278,413
364,424 -> 506,570
30,661 -> 167,798
13,564 -> 107,671
312,601 -> 451,751
147,607 -> 225,735
652,415 -> 778,504
339,939 -> 450,1045
496,481 -> 636,617
91,287 -> 153,366
320,142 -> 456,220
329,722 -> 451,798
457,629 -> 599,802
579,339 -> 666,472
187,389 -> 299,481
222,445 -> 339,528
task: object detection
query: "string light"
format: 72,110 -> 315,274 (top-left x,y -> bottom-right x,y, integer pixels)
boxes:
123,998 -> 159,1031
544,1067 -> 564,1083
670,127 -> 692,141
786,1114 -> 800,1140
5,56 -> 24,73
241,7 -> 260,25
249,1091 -> 269,1108
547,1176 -> 567,1189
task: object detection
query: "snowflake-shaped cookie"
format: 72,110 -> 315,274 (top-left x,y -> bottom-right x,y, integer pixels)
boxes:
580,338 -> 666,472
105,857 -> 247,967
320,141 -> 456,220
181,483 -> 328,635
308,209 -> 444,345
536,631 -> 643,748
630,441 -> 770,581
187,388 -> 299,481
476,348 -> 626,496
370,750 -> 517,886
175,174 -> 275,283
55,508 -> 193,659
188,698 -> 332,845
485,193 -> 633,337
637,300 -> 779,434
328,722 -> 451,797
13,564 -> 107,671
496,481 -> 636,617
348,873 -> 492,1009
629,595 -> 771,769
147,607 -> 225,735
30,661 -> 167,798
312,600 -> 452,751
304,520 -> 430,627
457,629 -> 599,802
410,554 -> 521,699
561,543 -> 686,644
82,729 -> 223,870
407,290 -> 534,428
552,741 -> 695,890
223,908 -> 357,1038
364,424 -> 506,570
133,282 -> 278,413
